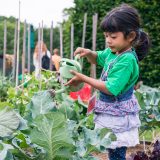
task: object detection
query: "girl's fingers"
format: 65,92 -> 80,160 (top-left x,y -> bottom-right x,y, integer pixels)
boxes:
64,79 -> 72,86
70,70 -> 77,75
74,47 -> 83,56
73,48 -> 80,56
79,52 -> 86,58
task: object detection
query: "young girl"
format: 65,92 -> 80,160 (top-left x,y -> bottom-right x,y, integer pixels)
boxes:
65,4 -> 150,160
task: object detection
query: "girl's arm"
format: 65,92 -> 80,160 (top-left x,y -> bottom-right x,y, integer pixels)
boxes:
65,71 -> 112,95
74,47 -> 97,64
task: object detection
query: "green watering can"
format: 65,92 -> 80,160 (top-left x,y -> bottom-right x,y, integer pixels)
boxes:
59,55 -> 84,92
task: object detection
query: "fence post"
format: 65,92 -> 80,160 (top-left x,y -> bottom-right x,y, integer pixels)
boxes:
70,23 -> 74,59
91,13 -> 98,79
50,21 -> 53,70
3,20 -> 7,79
59,25 -> 63,58
27,23 -> 31,73
13,20 -> 18,80
22,20 -> 26,88
82,13 -> 87,48
16,1 -> 21,88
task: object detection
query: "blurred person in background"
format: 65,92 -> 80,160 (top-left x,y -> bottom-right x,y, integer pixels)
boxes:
33,41 -> 51,78
51,48 -> 61,71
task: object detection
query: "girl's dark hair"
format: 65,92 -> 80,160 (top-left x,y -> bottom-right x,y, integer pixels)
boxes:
101,4 -> 150,61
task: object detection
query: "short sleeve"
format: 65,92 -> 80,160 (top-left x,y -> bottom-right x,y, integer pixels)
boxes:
96,48 -> 111,67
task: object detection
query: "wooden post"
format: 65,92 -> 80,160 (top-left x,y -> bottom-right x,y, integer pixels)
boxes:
41,21 -> 43,69
81,13 -> 87,68
143,136 -> 146,153
50,21 -> 53,70
37,24 -> 41,77
37,24 -> 41,88
92,14 -> 98,51
59,25 -> 63,87
39,21 -> 43,90
37,21 -> 43,73
91,13 -> 98,79
27,23 -> 31,73
22,20 -> 26,86
13,20 -> 18,80
3,20 -> 7,79
70,23 -> 74,59
82,13 -> 87,48
16,1 -> 21,88
59,25 -> 63,58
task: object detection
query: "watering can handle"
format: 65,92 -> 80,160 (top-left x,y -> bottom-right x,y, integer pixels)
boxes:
74,54 -> 83,67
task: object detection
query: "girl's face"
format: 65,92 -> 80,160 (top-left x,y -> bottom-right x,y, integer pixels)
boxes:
104,32 -> 134,54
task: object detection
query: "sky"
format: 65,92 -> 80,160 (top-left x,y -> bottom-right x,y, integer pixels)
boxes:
0,0 -> 74,27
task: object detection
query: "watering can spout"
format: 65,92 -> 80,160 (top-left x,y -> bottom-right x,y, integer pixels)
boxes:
48,87 -> 68,97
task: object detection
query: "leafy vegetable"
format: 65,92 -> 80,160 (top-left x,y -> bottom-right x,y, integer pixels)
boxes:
0,107 -> 20,137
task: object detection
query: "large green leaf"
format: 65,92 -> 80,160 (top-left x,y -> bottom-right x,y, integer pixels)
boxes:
83,127 -> 115,149
0,107 -> 20,137
136,85 -> 160,132
136,85 -> 160,106
30,112 -> 73,160
27,90 -> 56,118
73,125 -> 115,158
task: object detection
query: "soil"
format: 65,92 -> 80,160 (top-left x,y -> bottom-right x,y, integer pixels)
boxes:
92,143 -> 151,160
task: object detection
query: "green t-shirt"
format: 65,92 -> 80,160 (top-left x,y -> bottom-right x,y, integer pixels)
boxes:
96,48 -> 139,96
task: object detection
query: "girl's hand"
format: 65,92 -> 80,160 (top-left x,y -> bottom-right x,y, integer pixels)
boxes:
64,70 -> 83,87
74,47 -> 92,58
74,47 -> 97,64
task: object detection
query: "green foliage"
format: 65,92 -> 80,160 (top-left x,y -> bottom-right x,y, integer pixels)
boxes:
2,69 -> 160,159
27,90 -> 56,118
0,70 -> 115,159
132,0 -> 160,87
12,133 -> 45,159
0,140 -> 14,160
0,106 -> 20,137
135,85 -> 160,133
0,74 -> 14,102
0,17 -> 24,55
